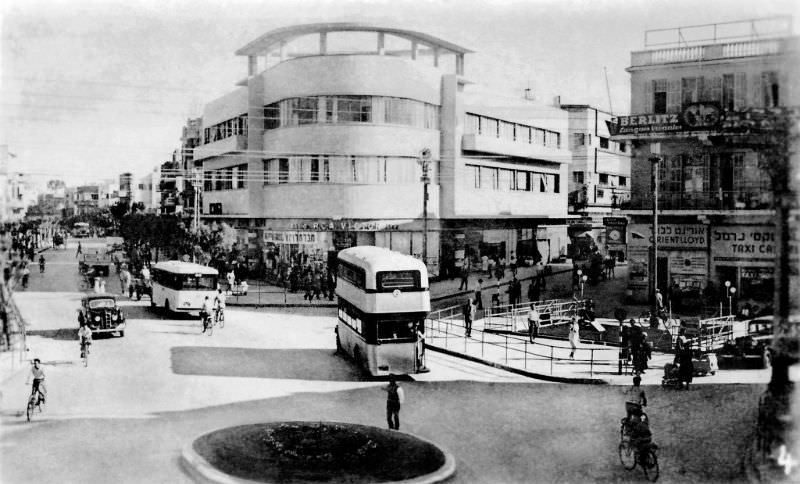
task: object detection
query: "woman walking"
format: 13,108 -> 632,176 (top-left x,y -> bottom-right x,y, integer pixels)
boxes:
568,316 -> 580,359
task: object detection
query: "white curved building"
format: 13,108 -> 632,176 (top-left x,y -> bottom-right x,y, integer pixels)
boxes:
194,23 -> 571,276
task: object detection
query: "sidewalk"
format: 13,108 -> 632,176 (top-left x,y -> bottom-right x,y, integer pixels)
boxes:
223,262 -> 625,310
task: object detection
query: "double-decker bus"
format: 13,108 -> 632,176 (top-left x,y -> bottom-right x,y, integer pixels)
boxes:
150,261 -> 219,313
335,246 -> 430,376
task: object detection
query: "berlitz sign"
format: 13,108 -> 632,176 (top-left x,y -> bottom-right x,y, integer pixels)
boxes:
607,103 -> 721,136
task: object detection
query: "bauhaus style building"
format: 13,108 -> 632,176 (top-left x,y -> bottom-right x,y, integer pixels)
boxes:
194,23 -> 571,276
610,19 -> 800,307
561,104 -> 632,262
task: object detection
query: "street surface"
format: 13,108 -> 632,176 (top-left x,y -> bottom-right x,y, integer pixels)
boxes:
1,241 -> 765,483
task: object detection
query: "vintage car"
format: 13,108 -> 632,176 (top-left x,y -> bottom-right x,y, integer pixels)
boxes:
78,295 -> 126,337
716,316 -> 774,369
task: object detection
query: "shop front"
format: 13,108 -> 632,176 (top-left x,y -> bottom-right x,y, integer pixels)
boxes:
626,222 -> 709,304
710,224 -> 777,307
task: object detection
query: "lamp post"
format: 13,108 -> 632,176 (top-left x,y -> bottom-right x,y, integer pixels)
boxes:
726,282 -> 736,316
580,274 -> 588,299
418,148 -> 431,269
649,143 -> 661,318
576,269 -> 582,297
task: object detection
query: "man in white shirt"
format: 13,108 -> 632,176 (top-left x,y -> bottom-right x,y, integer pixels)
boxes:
527,303 -> 540,340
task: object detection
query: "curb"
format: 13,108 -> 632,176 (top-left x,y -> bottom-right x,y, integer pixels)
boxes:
180,423 -> 456,484
226,303 -> 336,308
426,344 -> 607,384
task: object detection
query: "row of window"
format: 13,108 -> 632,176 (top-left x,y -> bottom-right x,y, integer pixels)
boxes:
338,261 -> 367,289
657,152 -> 770,193
337,299 -> 419,342
573,171 -> 627,187
263,96 -> 440,130
464,113 -> 562,149
571,133 -> 627,153
151,270 -> 217,290
203,164 -> 249,191
263,155 -> 431,185
467,164 -> 560,193
648,71 -> 780,114
203,115 -> 248,144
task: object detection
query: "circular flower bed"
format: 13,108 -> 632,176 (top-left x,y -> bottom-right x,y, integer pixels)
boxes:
191,421 -> 451,483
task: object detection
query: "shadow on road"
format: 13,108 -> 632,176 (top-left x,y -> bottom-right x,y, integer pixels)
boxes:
123,305 -> 197,321
170,347 -> 366,381
26,328 -> 77,341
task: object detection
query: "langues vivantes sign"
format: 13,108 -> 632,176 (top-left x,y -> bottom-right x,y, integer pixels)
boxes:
607,105 -> 798,137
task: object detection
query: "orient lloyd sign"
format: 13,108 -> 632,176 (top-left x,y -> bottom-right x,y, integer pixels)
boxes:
628,224 -> 707,249
607,103 -> 721,136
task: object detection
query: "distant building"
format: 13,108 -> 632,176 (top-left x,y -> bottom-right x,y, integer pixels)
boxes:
119,172 -> 133,204
134,167 -> 160,212
561,104 -> 632,262
611,17 -> 800,306
193,23 -> 571,275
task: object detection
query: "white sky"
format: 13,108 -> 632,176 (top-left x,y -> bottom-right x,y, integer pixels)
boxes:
1,0 -> 798,186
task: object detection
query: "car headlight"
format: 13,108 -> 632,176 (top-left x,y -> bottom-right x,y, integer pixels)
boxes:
94,316 -> 100,322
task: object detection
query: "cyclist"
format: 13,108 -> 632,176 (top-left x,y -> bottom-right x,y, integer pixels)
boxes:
213,288 -> 226,323
78,323 -> 93,359
627,414 -> 654,466
624,375 -> 648,421
25,358 -> 46,405
200,296 -> 213,333
39,255 -> 46,273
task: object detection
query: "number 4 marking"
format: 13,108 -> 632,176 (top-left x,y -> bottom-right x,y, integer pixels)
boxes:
777,445 -> 798,476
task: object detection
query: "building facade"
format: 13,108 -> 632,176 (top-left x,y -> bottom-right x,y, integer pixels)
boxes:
561,104 -> 632,262
611,19 -> 800,308
194,23 -> 571,277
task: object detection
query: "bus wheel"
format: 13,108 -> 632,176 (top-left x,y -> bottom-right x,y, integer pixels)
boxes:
336,333 -> 342,353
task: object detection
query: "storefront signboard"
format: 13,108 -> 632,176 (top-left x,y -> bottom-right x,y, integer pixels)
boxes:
604,217 -> 627,246
711,226 -> 775,262
263,231 -> 318,245
628,224 -> 707,249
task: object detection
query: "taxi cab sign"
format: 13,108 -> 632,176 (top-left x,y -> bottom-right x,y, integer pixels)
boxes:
393,289 -> 401,297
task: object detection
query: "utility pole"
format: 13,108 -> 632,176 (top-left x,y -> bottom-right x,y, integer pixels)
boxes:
419,148 -> 431,268
191,169 -> 201,263
649,143 -> 661,317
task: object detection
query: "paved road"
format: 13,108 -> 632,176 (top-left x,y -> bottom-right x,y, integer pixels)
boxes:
1,242 -> 763,483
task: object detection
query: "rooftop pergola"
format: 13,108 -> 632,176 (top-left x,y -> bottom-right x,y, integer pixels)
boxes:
236,23 -> 472,76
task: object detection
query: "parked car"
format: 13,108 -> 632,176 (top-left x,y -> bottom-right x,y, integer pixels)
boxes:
716,316 -> 776,369
78,295 -> 126,337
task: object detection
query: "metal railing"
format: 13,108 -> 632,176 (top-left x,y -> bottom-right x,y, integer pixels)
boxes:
425,304 -> 618,378
627,191 -> 774,211
483,298 -> 580,332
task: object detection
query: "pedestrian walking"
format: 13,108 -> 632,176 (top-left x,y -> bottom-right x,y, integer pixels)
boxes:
458,263 -> 469,291
509,252 -> 517,276
383,375 -> 405,430
528,277 -> 540,303
527,303 -> 540,341
226,269 -> 236,293
481,254 -> 489,275
491,280 -> 501,307
474,279 -> 484,310
655,288 -> 664,311
507,277 -> 521,307
568,316 -> 579,359
76,241 -> 83,259
462,298 -> 474,337
21,263 -> 30,289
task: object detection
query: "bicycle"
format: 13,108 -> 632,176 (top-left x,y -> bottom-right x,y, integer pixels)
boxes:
214,307 -> 225,329
201,312 -> 214,336
80,341 -> 90,367
26,385 -> 45,422
619,416 -> 659,482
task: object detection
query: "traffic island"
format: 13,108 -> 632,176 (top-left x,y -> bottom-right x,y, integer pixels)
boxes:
182,421 -> 455,484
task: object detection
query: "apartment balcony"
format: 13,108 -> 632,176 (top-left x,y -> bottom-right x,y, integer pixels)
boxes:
461,133 -> 566,164
630,37 -> 796,68
624,190 -> 774,213
193,135 -> 248,162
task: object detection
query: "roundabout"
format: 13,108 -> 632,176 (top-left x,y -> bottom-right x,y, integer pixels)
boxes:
181,421 -> 456,483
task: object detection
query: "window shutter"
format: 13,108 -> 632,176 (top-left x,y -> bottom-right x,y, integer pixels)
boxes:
643,80 -> 653,113
734,73 -> 747,109
666,79 -> 681,113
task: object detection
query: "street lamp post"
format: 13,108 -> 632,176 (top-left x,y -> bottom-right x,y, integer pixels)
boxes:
418,148 -> 431,269
649,143 -> 661,317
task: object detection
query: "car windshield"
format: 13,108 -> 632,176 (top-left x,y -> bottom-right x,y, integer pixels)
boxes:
88,299 -> 116,309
